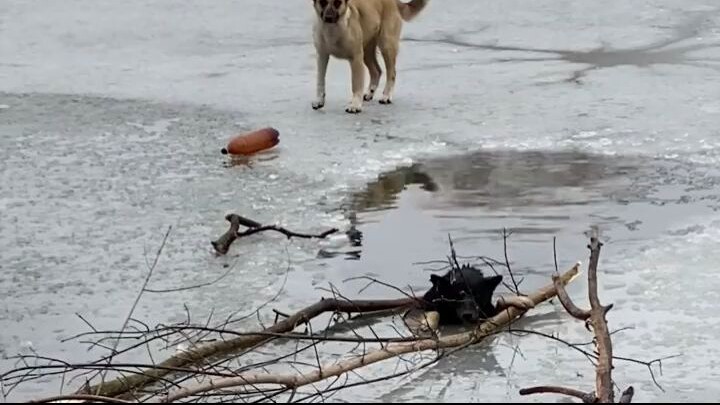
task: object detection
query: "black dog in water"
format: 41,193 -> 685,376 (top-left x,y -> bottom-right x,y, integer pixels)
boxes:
421,264 -> 504,324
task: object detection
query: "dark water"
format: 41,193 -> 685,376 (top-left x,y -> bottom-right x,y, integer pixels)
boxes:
317,150 -> 720,402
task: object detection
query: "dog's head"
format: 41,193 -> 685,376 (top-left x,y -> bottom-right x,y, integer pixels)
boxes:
313,0 -> 349,24
423,267 -> 503,324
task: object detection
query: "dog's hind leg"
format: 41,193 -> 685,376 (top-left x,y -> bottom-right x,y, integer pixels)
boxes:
379,35 -> 399,104
312,52 -> 329,110
363,42 -> 382,101
346,53 -> 365,114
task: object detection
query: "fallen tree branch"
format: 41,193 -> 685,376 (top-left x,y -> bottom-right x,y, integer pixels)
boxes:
237,225 -> 338,240
80,297 -> 418,398
521,232 -> 632,403
211,214 -> 338,255
159,264 -> 581,402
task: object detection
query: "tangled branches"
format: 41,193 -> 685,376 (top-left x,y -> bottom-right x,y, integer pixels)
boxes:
1,233 -> 674,403
519,230 -> 675,403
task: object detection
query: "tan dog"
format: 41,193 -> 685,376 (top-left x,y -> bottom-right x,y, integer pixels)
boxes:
311,0 -> 429,113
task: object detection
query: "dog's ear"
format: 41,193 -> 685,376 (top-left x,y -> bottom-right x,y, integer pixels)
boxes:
481,275 -> 503,293
430,274 -> 451,288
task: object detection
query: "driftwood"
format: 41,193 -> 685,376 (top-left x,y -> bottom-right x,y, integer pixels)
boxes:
159,263 -> 581,402
211,214 -> 338,255
520,234 -> 634,403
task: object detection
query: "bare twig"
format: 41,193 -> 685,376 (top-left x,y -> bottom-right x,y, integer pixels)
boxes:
447,234 -> 461,270
344,276 -> 418,301
477,256 -> 517,293
75,314 -> 98,333
145,260 -> 238,293
502,228 -> 521,295
94,226 -> 172,395
553,236 -> 559,274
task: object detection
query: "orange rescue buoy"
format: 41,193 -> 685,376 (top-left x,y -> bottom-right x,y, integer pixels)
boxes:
221,127 -> 280,155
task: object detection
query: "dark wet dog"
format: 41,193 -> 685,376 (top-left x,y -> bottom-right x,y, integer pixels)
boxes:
421,264 -> 504,324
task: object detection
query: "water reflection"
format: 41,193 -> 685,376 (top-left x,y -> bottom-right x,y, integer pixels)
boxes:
351,165 -> 438,212
348,150 -> 644,214
316,151 -> 650,302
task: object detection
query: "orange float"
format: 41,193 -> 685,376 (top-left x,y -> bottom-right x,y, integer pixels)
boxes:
221,127 -> 280,155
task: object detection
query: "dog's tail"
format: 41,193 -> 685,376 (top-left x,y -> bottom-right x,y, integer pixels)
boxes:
396,0 -> 428,22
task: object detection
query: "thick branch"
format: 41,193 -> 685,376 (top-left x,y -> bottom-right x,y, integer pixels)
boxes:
82,297 -> 417,398
552,271 -> 591,320
211,213 -> 338,255
519,386 -> 597,403
210,214 -> 243,255
160,265 -> 581,402
587,235 -> 614,403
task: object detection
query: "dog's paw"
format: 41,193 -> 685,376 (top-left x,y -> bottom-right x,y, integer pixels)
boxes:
345,105 -> 362,114
379,96 -> 392,105
312,100 -> 325,110
514,296 -> 535,310
363,89 -> 375,101
498,295 -> 535,310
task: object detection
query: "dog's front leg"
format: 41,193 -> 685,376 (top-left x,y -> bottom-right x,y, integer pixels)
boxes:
312,52 -> 329,110
345,54 -> 365,114
495,295 -> 535,312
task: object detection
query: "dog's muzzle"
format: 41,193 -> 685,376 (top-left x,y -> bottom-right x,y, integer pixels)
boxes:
322,9 -> 339,23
